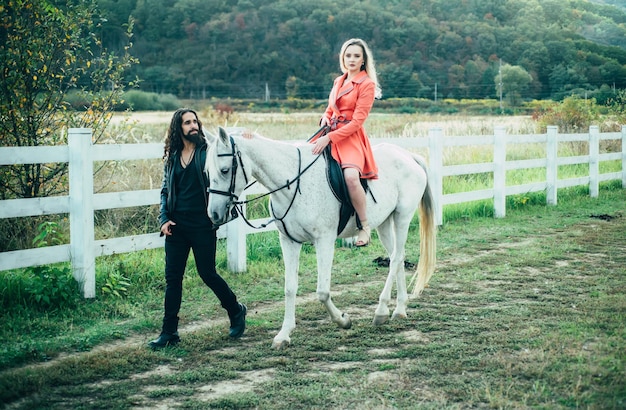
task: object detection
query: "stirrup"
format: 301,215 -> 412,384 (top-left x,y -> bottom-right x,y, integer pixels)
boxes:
355,225 -> 371,247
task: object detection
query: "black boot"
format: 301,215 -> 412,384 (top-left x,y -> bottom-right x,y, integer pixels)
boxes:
229,303 -> 247,338
148,332 -> 180,349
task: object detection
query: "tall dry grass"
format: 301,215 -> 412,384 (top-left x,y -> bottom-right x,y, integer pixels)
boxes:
109,111 -> 539,142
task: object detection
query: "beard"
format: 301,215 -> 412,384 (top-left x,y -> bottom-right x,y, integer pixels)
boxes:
183,130 -> 204,145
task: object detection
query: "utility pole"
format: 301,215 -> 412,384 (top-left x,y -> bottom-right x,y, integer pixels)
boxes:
434,82 -> 437,102
498,59 -> 503,114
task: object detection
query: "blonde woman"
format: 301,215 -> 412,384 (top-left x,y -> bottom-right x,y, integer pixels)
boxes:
311,38 -> 382,246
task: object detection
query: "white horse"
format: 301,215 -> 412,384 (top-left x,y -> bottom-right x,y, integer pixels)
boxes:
205,127 -> 436,349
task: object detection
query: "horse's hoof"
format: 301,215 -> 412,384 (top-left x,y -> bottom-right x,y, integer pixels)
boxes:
391,312 -> 408,320
338,312 -> 352,329
272,338 -> 290,350
372,314 -> 388,326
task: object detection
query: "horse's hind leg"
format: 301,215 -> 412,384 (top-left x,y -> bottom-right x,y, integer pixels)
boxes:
316,238 -> 351,329
373,216 -> 411,325
272,236 -> 302,349
373,219 -> 395,325
390,214 -> 412,321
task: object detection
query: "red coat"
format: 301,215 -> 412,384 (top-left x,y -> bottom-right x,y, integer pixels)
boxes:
318,70 -> 378,180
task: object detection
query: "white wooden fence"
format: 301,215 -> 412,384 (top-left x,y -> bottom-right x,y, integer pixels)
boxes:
0,126 -> 624,298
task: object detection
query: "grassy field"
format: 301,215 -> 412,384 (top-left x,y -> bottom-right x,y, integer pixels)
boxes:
0,183 -> 624,409
108,111 -> 539,142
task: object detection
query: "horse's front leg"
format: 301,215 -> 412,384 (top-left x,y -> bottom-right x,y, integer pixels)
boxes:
374,269 -> 394,325
316,238 -> 351,329
272,236 -> 302,349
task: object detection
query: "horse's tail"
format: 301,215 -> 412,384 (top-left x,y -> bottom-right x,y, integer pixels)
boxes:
409,155 -> 437,297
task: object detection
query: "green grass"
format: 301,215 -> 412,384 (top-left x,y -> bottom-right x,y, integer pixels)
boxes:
1,182 -> 624,409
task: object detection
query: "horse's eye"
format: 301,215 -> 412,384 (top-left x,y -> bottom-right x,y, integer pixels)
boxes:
220,167 -> 229,175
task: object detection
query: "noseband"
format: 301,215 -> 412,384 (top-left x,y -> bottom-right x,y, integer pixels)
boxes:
207,136 -> 250,202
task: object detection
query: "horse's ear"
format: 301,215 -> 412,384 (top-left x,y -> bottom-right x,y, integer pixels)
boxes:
202,127 -> 216,144
218,127 -> 230,144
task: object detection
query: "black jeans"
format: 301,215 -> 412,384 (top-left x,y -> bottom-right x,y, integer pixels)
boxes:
162,223 -> 239,334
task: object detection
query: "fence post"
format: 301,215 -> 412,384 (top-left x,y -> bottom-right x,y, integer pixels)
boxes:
546,126 -> 558,206
493,126 -> 507,218
622,125 -> 626,188
428,127 -> 444,226
226,203 -> 247,272
589,126 -> 600,198
68,128 -> 96,298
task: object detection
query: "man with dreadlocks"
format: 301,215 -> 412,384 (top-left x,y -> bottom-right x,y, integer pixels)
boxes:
148,108 -> 247,349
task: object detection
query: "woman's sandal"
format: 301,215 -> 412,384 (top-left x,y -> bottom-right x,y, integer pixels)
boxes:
355,225 -> 371,247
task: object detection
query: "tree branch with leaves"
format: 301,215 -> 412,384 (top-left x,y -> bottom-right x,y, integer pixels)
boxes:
0,0 -> 138,199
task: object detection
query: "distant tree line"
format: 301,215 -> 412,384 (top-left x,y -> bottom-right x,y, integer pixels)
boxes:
96,0 -> 626,103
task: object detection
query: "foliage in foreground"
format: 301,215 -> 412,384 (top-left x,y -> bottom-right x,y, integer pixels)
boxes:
0,0 -> 137,200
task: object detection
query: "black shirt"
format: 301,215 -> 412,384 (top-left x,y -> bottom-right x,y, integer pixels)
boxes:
172,154 -> 212,229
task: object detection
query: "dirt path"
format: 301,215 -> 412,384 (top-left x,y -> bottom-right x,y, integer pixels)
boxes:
4,284 -> 390,408
6,286 -> 345,373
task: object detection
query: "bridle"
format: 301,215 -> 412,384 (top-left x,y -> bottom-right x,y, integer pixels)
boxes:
207,135 -> 249,202
207,133 -> 324,232
206,135 -> 249,223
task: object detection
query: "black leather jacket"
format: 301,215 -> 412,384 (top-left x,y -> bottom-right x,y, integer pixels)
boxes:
159,142 -> 209,228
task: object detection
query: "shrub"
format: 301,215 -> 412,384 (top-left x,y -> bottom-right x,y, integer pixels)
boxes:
2,222 -> 80,310
101,269 -> 131,298
155,93 -> 183,111
117,90 -> 182,111
532,94 -> 626,133
23,264 -> 78,309
533,96 -> 601,132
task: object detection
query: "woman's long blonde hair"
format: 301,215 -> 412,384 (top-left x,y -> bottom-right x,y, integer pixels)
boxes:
339,38 -> 382,99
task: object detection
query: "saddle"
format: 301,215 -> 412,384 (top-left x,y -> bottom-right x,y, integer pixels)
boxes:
322,146 -> 368,235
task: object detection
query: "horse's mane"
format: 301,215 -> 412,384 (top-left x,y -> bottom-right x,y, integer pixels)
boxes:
223,128 -> 311,149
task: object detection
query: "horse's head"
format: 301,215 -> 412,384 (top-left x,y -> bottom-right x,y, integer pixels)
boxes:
206,127 -> 249,226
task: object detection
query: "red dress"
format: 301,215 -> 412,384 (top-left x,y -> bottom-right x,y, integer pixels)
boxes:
315,70 -> 378,180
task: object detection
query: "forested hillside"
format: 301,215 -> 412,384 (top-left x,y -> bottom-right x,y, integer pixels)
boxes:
98,0 -> 626,101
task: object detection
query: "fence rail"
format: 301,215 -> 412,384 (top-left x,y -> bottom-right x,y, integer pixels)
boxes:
1,125 -> 624,297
